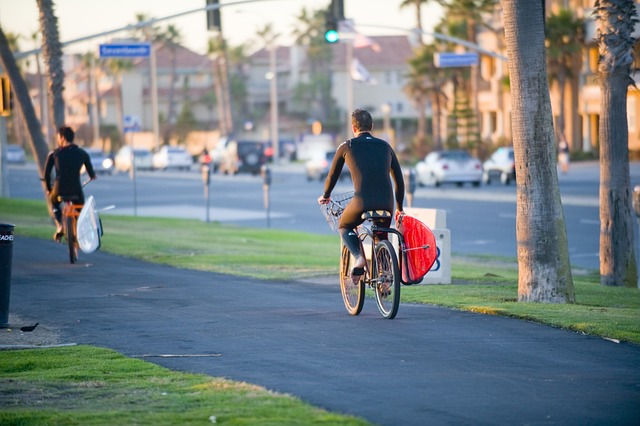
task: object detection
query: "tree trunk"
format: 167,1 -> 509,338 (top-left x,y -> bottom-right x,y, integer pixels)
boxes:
37,0 -> 65,129
0,27 -> 53,213
501,0 -> 575,303
596,0 -> 638,287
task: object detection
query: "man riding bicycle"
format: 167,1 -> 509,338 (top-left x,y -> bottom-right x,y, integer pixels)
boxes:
43,125 -> 96,242
318,108 -> 405,284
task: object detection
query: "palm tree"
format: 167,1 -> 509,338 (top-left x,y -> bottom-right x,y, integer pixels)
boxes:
545,8 -> 584,142
399,0 -> 441,46
79,52 -> 100,147
291,7 -> 334,122
30,30 -> 51,144
207,36 -> 233,137
0,27 -> 50,195
439,0 -> 499,143
160,24 -> 182,130
502,0 -> 575,303
594,0 -> 638,287
405,43 -> 450,152
106,58 -> 133,151
36,0 -> 65,129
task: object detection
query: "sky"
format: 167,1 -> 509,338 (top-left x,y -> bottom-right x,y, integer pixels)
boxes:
0,0 -> 443,57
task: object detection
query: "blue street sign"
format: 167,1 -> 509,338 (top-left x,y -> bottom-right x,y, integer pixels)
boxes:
99,43 -> 151,58
123,115 -> 141,133
434,52 -> 479,68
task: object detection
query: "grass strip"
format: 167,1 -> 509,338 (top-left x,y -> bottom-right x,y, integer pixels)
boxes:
0,345 -> 369,425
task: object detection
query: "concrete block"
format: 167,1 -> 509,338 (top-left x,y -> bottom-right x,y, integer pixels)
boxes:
404,207 -> 447,229
421,228 -> 451,284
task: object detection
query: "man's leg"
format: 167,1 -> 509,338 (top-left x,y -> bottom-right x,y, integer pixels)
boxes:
50,193 -> 63,241
339,227 -> 366,283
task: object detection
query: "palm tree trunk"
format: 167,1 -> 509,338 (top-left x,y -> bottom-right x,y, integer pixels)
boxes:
599,75 -> 637,287
0,27 -> 53,215
37,0 -> 65,128
502,0 -> 575,303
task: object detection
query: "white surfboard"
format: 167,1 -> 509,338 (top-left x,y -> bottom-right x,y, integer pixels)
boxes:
77,195 -> 102,254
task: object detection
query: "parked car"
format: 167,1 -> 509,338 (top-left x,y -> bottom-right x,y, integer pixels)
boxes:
415,150 -> 482,187
113,145 -> 153,172
152,145 -> 193,171
84,148 -> 113,175
482,147 -> 515,185
214,138 -> 268,175
305,150 -> 350,182
6,144 -> 26,164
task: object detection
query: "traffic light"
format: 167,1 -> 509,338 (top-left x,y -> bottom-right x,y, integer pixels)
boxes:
324,0 -> 344,43
325,13 -> 339,43
206,0 -> 221,32
0,76 -> 10,117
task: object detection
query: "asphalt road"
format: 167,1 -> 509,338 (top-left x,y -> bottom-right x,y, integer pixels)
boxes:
8,160 -> 640,271
5,236 -> 640,425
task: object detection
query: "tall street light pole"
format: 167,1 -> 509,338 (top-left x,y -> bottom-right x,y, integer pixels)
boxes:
268,38 -> 279,163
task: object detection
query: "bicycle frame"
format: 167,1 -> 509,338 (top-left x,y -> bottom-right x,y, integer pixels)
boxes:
61,199 -> 83,264
356,221 -> 416,286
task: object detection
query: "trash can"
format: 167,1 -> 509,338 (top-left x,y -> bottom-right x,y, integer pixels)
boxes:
0,223 -> 15,327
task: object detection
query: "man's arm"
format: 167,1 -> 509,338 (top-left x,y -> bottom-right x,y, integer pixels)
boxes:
83,150 -> 97,180
322,142 -> 347,199
390,151 -> 405,212
43,151 -> 55,192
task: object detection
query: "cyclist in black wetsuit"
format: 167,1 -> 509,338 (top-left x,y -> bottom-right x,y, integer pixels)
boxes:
318,109 -> 405,283
44,126 -> 96,242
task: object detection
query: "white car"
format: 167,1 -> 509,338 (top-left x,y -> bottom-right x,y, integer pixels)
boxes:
84,148 -> 113,175
415,150 -> 482,187
114,145 -> 153,172
152,146 -> 193,171
482,147 -> 515,185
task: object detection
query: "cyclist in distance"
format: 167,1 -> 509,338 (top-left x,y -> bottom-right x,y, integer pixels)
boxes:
44,125 -> 96,242
318,108 -> 405,284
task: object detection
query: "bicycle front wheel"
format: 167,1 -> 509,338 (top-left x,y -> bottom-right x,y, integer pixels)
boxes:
66,215 -> 78,264
373,240 -> 400,319
339,244 -> 364,316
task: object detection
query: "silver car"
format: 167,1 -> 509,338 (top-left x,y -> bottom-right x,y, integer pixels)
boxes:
415,150 -> 482,187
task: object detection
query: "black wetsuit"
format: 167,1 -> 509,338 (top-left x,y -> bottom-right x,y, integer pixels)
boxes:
322,132 -> 404,258
44,144 -> 95,224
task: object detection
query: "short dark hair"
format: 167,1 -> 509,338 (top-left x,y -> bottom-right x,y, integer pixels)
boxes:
57,126 -> 75,143
351,108 -> 372,133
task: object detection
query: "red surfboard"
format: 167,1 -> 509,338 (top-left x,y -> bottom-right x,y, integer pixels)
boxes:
396,212 -> 437,284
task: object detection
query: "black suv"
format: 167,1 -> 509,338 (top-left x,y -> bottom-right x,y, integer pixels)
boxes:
215,139 -> 268,175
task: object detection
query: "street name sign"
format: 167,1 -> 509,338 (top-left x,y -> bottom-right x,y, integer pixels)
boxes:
434,52 -> 479,68
99,43 -> 151,58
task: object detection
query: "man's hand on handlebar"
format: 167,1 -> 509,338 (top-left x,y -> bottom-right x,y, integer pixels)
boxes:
317,195 -> 331,205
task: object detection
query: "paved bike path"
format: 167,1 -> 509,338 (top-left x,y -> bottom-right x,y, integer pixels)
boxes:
5,236 -> 640,425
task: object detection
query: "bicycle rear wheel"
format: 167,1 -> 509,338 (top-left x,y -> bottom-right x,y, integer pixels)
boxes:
66,215 -> 78,264
373,240 -> 400,319
339,244 -> 364,315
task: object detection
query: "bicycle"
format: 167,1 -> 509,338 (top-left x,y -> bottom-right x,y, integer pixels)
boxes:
321,191 -> 422,319
58,194 -> 83,264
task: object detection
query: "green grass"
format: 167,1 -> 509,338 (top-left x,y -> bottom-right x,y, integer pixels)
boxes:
0,345 -> 369,425
1,197 -> 639,424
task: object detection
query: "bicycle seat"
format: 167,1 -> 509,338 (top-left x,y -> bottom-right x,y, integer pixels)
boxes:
57,195 -> 81,203
361,210 -> 392,220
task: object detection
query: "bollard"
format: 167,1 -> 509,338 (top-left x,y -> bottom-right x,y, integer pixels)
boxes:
261,165 -> 272,228
201,163 -> 211,223
0,223 -> 15,327
404,168 -> 417,208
